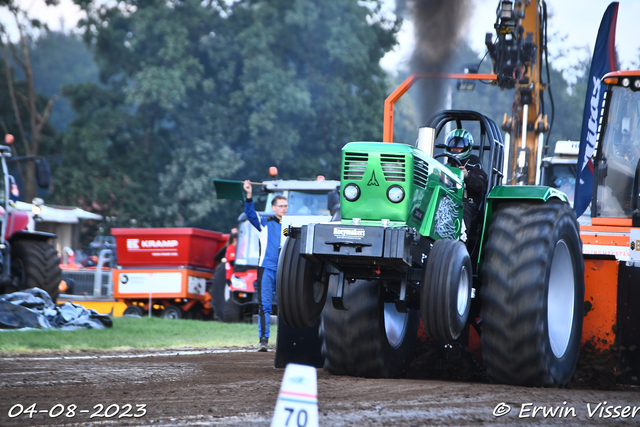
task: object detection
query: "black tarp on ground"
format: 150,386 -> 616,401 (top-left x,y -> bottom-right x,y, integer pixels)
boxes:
0,288 -> 112,330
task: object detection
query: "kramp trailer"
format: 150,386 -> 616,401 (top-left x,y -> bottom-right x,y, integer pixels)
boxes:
112,227 -> 228,319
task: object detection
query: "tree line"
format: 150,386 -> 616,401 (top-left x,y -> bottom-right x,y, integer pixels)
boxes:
0,0 -> 590,244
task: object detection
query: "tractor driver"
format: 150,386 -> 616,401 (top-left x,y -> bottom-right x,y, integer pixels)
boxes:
445,129 -> 488,242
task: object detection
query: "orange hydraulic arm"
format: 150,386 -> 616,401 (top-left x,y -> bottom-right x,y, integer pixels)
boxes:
383,73 -> 497,143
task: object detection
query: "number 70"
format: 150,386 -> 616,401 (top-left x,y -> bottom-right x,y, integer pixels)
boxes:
284,407 -> 307,427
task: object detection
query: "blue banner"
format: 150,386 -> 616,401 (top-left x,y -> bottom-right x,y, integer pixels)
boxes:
574,2 -> 619,217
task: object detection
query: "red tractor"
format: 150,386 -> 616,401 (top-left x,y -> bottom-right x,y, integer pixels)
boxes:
0,137 -> 62,302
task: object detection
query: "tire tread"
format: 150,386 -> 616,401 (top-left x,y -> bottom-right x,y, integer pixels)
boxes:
481,201 -> 584,387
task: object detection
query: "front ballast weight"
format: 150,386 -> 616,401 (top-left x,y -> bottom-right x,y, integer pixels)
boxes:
277,223 -> 473,342
292,223 -> 421,317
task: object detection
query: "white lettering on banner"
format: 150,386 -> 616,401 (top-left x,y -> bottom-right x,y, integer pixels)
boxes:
579,77 -> 601,183
127,239 -> 180,253
583,244 -> 630,261
141,240 -> 179,248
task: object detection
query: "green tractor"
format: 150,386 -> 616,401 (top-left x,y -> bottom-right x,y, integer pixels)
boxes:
276,110 -> 584,387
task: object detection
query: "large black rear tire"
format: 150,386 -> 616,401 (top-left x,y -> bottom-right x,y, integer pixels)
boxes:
481,200 -> 584,387
277,237 -> 328,328
421,239 -> 472,341
320,279 -> 419,378
10,240 -> 61,303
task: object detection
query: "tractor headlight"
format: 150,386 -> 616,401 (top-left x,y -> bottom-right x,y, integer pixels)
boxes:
622,78 -> 630,87
343,184 -> 360,202
230,275 -> 247,290
387,185 -> 405,203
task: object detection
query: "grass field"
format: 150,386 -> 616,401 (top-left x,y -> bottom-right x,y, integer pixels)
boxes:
0,317 -> 272,354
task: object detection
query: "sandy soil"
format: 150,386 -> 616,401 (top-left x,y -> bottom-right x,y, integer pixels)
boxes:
1,344 -> 638,427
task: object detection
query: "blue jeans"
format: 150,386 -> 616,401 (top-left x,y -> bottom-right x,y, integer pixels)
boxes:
256,267 -> 276,339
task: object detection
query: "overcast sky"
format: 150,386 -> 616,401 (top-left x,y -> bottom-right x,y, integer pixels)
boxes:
2,0 -> 639,78
381,0 -> 640,77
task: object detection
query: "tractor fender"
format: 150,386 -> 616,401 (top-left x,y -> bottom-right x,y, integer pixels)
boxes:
8,230 -> 57,243
477,185 -> 570,266
4,211 -> 31,237
485,185 -> 569,203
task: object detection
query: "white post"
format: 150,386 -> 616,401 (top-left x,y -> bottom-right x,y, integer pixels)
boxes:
94,249 -> 112,296
535,133 -> 544,185
521,104 -> 528,149
502,133 -> 510,185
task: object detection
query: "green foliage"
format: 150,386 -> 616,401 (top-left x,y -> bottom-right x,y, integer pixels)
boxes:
0,2 -> 67,201
0,57 -> 33,136
154,139 -> 244,226
53,0 -> 398,233
25,32 -> 98,130
0,317 -> 268,353
0,54 -> 57,196
0,30 -> 96,137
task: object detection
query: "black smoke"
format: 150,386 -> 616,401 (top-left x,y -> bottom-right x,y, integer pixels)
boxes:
396,0 -> 474,123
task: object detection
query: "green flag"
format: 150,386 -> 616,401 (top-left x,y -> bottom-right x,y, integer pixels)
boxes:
212,179 -> 245,201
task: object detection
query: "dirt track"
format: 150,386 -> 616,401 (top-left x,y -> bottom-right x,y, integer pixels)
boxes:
1,345 -> 639,427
